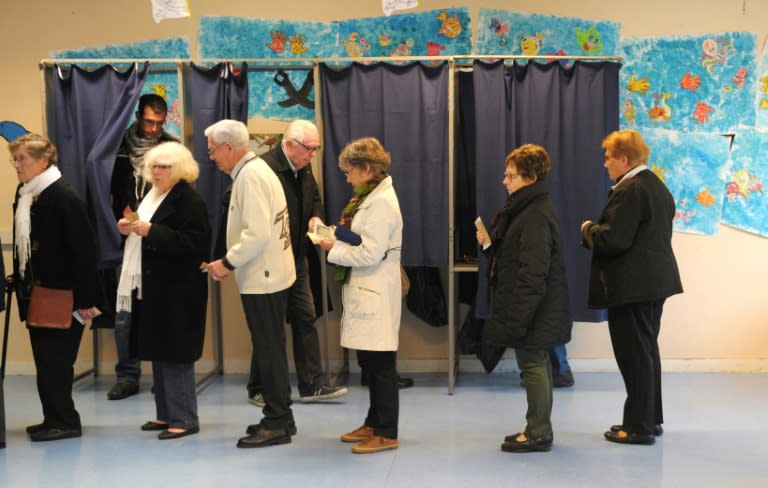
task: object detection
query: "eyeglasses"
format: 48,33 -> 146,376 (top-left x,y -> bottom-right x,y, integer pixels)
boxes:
340,166 -> 356,176
504,172 -> 521,180
151,164 -> 172,170
291,138 -> 321,153
9,155 -> 30,166
208,142 -> 228,157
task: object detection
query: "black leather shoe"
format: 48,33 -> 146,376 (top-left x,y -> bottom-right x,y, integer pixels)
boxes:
158,426 -> 199,440
398,376 -> 414,389
29,427 -> 82,442
107,383 -> 139,400
553,371 -> 575,388
237,428 -> 291,448
26,422 -> 47,434
246,423 -> 297,436
604,429 -> 655,445
610,424 -> 663,436
501,431 -> 553,452
141,421 -> 169,431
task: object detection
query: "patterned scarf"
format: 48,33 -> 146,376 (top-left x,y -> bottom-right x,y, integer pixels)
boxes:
334,179 -> 382,282
123,122 -> 166,201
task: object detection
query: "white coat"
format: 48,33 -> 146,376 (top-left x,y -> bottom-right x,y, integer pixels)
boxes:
327,176 -> 403,351
226,152 -> 296,294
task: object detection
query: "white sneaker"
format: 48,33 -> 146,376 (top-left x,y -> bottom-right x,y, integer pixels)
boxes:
248,393 -> 265,407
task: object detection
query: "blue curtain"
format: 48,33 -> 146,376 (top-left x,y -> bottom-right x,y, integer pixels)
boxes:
471,60 -> 620,322
320,62 -> 448,267
50,62 -> 149,269
188,62 -> 249,260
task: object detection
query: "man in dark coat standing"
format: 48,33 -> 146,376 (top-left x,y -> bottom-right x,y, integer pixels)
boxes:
246,120 -> 347,405
581,129 -> 683,446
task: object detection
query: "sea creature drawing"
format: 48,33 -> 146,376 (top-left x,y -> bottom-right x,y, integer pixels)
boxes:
574,26 -> 602,54
701,37 -> 734,76
166,99 -> 181,126
732,68 -> 748,88
726,168 -> 764,201
378,32 -> 392,47
149,83 -> 166,99
426,41 -> 445,56
489,17 -> 509,47
760,75 -> 768,109
342,32 -> 370,57
650,163 -> 666,183
680,71 -> 701,91
627,74 -> 651,94
623,100 -> 636,127
674,198 -> 696,223
520,33 -> 543,56
436,10 -> 462,39
390,38 -> 415,57
267,31 -> 289,53
692,101 -> 714,124
273,69 -> 314,109
695,188 -> 717,207
289,34 -> 308,55
647,93 -> 672,122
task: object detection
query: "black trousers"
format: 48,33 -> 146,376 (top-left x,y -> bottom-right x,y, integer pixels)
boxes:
248,258 -> 323,397
607,299 -> 665,436
240,290 -> 294,430
357,350 -> 398,439
28,320 -> 85,430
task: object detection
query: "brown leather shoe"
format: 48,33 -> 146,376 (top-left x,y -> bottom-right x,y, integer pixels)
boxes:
352,435 -> 399,454
340,425 -> 375,443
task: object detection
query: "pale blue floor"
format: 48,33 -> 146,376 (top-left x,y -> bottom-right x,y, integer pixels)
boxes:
1,372 -> 767,487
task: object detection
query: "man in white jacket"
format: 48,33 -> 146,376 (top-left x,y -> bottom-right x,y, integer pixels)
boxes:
206,120 -> 296,448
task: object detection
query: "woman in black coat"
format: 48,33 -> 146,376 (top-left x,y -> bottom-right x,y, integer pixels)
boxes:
580,129 -> 682,446
478,144 -> 572,453
10,133 -> 102,442
116,142 -> 211,440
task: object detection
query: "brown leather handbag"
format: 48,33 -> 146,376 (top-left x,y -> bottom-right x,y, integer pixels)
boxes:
27,286 -> 74,329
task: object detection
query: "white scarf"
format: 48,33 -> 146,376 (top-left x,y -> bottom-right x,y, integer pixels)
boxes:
14,165 -> 62,279
116,186 -> 169,312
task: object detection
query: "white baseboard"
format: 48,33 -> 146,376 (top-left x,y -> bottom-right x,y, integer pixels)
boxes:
3,358 -> 767,376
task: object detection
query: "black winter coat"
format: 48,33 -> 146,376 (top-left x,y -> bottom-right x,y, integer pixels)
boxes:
131,181 -> 211,363
12,179 -> 104,320
482,181 -> 572,350
261,145 -> 323,260
581,169 -> 683,308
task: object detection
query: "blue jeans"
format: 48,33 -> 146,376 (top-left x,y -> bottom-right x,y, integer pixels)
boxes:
114,311 -> 141,384
550,344 -> 571,376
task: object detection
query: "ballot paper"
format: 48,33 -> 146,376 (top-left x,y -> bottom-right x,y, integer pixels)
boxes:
474,217 -> 491,250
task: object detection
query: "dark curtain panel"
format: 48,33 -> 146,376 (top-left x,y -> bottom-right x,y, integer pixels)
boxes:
320,62 -> 448,267
188,62 -> 248,260
50,62 -> 149,268
472,60 -> 620,322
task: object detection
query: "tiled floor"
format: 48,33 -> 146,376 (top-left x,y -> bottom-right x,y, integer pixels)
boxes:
1,371 -> 766,487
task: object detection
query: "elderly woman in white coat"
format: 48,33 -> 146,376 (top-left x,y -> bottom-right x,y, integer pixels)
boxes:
320,137 -> 403,454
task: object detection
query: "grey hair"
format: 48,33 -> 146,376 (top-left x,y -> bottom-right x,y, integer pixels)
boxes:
204,119 -> 249,150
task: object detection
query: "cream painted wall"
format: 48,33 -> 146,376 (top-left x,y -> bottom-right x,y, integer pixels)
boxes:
0,1 -> 766,374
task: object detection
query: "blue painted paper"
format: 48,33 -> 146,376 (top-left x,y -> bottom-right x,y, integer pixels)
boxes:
620,33 -> 757,133
476,9 -> 620,60
753,39 -> 768,128
641,128 -> 731,235
722,128 -> 768,236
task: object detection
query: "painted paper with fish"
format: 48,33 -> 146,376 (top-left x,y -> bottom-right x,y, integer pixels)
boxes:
620,33 -> 757,133
753,38 -> 768,129
641,128 -> 731,235
335,8 -> 471,58
248,71 -> 315,121
722,128 -> 768,237
476,9 -> 620,62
